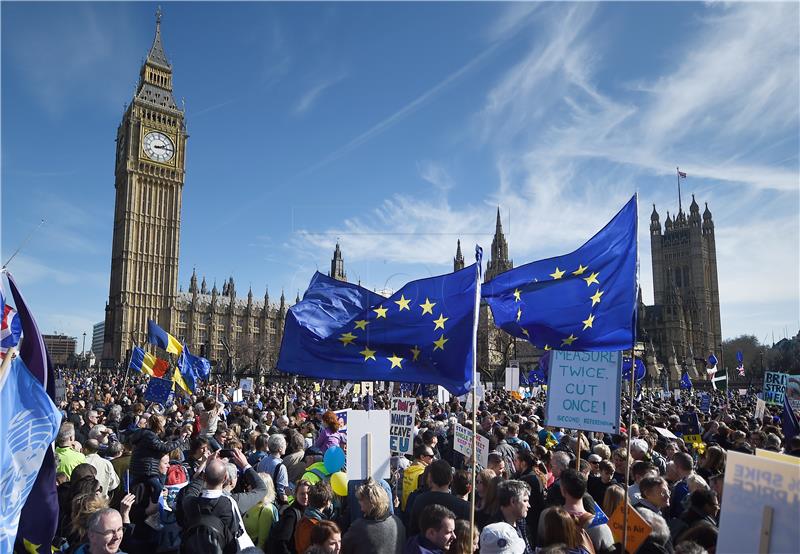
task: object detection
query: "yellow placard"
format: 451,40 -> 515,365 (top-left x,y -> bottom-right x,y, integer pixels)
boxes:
755,448 -> 800,465
608,504 -> 652,554
683,434 -> 702,445
313,383 -> 320,392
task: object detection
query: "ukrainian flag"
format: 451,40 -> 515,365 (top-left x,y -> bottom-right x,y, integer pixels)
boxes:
147,319 -> 183,356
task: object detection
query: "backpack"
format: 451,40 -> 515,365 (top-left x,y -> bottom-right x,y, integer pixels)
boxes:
166,463 -> 189,486
181,498 -> 232,554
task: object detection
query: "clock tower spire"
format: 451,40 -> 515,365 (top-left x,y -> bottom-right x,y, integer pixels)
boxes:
103,8 -> 188,364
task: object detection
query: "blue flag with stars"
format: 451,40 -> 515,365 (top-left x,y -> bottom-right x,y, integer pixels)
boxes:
277,264 -> 479,395
482,195 -> 637,352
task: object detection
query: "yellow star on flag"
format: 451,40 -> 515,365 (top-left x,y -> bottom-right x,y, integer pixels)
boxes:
433,335 -> 449,351
420,297 -> 436,315
339,332 -> 357,346
411,345 -> 421,361
516,307 -> 522,322
360,347 -> 376,361
373,305 -> 388,318
583,272 -> 600,286
550,267 -> 566,279
387,353 -> 403,369
22,539 -> 41,554
544,344 -> 551,351
582,313 -> 595,330
513,288 -> 521,302
573,264 -> 588,275
394,294 -> 411,311
521,328 -> 530,337
561,334 -> 577,346
433,313 -> 449,330
354,319 -> 369,330
590,289 -> 604,306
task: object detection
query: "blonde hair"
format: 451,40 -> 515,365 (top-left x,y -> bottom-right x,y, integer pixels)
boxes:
593,443 -> 611,460
256,472 -> 277,505
686,473 -> 709,493
355,478 -> 390,519
603,484 -> 627,517
70,492 -> 110,539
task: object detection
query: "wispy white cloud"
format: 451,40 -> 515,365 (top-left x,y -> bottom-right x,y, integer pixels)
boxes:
294,72 -> 347,115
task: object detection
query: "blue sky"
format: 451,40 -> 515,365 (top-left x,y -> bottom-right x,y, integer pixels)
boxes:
2,2 -> 798,352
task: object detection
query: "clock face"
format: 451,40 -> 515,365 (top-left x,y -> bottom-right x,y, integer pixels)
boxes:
142,131 -> 175,163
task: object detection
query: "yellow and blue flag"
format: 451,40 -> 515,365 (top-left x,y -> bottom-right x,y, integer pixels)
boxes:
129,345 -> 156,376
147,319 -> 183,356
177,344 -> 211,391
277,264 -> 480,395
482,195 -> 638,352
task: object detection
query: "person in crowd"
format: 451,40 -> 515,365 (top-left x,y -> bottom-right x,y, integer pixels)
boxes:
545,451 -> 572,507
243,472 -> 279,550
601,484 -> 627,519
284,430 -> 309,484
248,434 -> 270,467
315,410 -> 346,454
537,506 -> 594,554
672,489 -> 720,541
181,448 -> 267,553
199,396 -> 225,448
404,504 -> 456,554
74,503 -> 134,554
512,449 -> 545,546
402,445 -> 435,510
308,520 -> 342,554
610,448 -> 628,485
675,521 -> 718,553
487,452 -> 507,479
341,478 -> 405,554
256,433 -> 290,503
448,519 -> 478,554
628,461 -> 659,505
559,469 -> 614,554
84,438 -> 121,498
479,522 -> 526,554
496,480 -> 533,554
696,446 -> 725,481
295,481 -> 335,554
407,460 -> 470,537
670,453 -> 695,519
56,422 -> 88,478
636,508 -> 674,554
268,478 -> 311,554
635,476 -> 672,517
128,414 -> 181,504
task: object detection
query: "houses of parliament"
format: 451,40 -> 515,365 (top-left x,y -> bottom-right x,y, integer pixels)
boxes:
103,14 -> 722,382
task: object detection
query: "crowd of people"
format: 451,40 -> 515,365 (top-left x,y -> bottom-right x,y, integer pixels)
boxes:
49,367 -> 799,554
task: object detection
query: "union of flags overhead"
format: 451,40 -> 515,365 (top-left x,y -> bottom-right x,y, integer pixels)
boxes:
279,195 -> 639,393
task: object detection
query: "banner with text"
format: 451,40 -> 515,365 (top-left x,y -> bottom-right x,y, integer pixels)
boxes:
389,397 -> 417,455
453,423 -> 490,467
763,372 -> 787,405
545,350 -> 622,434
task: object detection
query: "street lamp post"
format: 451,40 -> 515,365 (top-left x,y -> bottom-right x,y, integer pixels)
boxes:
82,332 -> 87,368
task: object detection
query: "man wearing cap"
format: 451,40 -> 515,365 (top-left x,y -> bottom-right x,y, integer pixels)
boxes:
480,522 -> 526,554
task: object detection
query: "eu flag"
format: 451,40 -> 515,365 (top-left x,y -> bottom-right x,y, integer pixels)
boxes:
277,264 -> 479,395
680,372 -> 693,390
482,195 -> 637,352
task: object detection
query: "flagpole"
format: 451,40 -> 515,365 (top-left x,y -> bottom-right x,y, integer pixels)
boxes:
469,247 -> 482,546
676,167 -> 682,214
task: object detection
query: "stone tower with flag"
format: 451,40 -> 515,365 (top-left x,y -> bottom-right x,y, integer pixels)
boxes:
103,9 -> 187,363
642,196 -> 722,381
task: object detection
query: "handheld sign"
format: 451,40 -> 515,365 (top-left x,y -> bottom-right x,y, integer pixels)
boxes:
453,423 -> 490,467
762,372 -> 787,405
717,450 -> 800,554
754,398 -> 766,420
346,410 -> 391,480
608,504 -> 651,554
545,350 -> 622,434
239,377 -> 254,393
389,397 -> 417,455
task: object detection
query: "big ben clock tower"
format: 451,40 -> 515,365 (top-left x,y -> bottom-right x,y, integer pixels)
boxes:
103,9 -> 187,363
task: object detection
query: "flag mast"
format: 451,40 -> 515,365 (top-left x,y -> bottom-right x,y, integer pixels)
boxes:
469,246 -> 483,545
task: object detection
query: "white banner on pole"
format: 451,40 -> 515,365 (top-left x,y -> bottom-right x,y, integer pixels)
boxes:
545,350 -> 622,434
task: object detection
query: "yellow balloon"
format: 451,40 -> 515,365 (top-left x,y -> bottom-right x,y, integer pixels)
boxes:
331,471 -> 348,497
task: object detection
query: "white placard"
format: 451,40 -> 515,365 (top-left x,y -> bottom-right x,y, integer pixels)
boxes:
361,381 -> 374,396
754,398 -> 766,420
346,410 -> 391,480
653,426 -> 678,439
717,450 -> 800,554
673,389 -> 681,401
232,388 -> 244,402
239,378 -> 254,393
55,378 -> 66,404
437,386 -> 450,405
505,367 -> 520,392
340,383 -> 353,396
389,397 -> 417,455
485,382 -> 494,391
453,423 -> 490,468
661,390 -> 671,400
545,350 -> 622,434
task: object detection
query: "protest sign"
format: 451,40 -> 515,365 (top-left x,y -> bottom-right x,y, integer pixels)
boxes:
699,393 -> 711,413
232,388 -> 244,402
673,389 -> 680,401
437,386 -> 450,404
389,397 -> 417,455
788,375 -> 800,410
545,350 -> 622,434
346,410 -> 391,480
453,423 -> 490,467
239,377 -> 254,393
754,398 -> 766,420
314,382 -> 321,393
361,381 -> 374,396
608,504 -> 651,554
738,389 -> 747,396
763,371 -> 787,405
334,409 -> 348,432
717,450 -> 800,554
653,427 -> 678,439
340,383 -> 353,396
755,448 -> 800,466
661,390 -> 671,401
504,366 -> 520,392
353,383 -> 361,395
55,378 -> 66,405
683,434 -> 703,445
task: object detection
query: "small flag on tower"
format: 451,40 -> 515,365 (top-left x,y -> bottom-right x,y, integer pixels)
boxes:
677,168 -> 687,178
